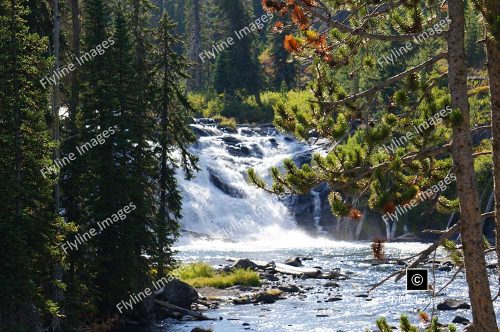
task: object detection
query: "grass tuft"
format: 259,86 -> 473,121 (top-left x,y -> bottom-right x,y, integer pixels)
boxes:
175,263 -> 260,289
175,262 -> 215,280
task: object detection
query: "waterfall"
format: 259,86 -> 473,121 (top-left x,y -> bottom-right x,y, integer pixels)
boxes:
311,191 -> 324,233
176,120 -> 322,244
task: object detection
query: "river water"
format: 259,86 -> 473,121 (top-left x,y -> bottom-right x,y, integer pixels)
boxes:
147,121 -> 500,332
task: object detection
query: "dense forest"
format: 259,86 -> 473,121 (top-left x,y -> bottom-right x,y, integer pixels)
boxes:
1,0 -> 499,331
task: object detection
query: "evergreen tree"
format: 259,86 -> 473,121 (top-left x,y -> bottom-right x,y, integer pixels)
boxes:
185,0 -> 204,92
151,13 -> 198,278
251,1 -> 498,329
268,28 -> 298,90
214,0 -> 263,105
0,0 -> 63,329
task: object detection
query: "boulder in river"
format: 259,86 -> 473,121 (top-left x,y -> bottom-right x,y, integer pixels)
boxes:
452,316 -> 470,325
233,289 -> 284,305
324,282 -> 340,288
232,258 -> 258,270
208,168 -> 247,198
155,279 -> 199,309
278,284 -> 300,293
436,299 -> 471,311
324,297 -> 342,302
284,257 -> 303,267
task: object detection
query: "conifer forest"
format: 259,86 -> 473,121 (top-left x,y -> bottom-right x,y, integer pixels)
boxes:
1,0 -> 500,331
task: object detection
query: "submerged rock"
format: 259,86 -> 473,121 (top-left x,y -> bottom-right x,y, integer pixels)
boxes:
436,299 -> 470,311
452,316 -> 470,325
278,284 -> 300,293
325,297 -> 342,302
324,282 -> 340,288
191,328 -> 213,332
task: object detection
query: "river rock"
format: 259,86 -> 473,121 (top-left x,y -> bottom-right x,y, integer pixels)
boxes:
284,257 -> 303,267
278,284 -> 300,293
232,258 -> 258,270
155,279 -> 199,309
325,297 -> 342,302
221,135 -> 241,145
324,282 -> 340,288
436,299 -> 470,311
438,266 -> 452,272
452,316 -> 470,325
195,118 -> 216,125
233,289 -> 284,305
191,328 -> 213,332
208,168 -> 247,198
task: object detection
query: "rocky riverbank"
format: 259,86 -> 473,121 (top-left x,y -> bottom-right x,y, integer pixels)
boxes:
113,253 -> 488,331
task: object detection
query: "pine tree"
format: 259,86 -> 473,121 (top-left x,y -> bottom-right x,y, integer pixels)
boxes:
151,13 -> 198,277
214,0 -> 263,105
185,0 -> 204,92
0,0 -> 63,329
268,27 -> 298,90
251,1 -> 498,329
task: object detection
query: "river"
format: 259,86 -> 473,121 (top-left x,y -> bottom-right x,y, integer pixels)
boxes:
145,120 -> 500,332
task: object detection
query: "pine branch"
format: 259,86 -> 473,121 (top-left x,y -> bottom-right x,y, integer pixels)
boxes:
318,52 -> 448,108
306,0 -> 447,42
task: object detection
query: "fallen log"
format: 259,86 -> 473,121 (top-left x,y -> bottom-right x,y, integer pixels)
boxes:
229,258 -> 322,277
274,263 -> 321,277
154,299 -> 216,321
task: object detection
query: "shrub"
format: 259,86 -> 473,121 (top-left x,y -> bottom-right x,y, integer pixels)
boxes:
213,115 -> 237,129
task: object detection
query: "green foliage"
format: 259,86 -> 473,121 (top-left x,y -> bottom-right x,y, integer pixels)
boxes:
214,0 -> 262,98
177,263 -> 261,288
175,262 -> 215,279
329,192 -> 350,217
0,1 -> 63,328
213,115 -> 237,129
190,90 -> 313,124
377,315 -> 456,332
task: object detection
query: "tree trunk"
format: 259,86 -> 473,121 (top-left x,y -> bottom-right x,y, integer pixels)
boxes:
447,1 -> 498,330
51,0 -> 63,330
186,0 -> 203,91
255,92 -> 263,107
486,27 -> 500,298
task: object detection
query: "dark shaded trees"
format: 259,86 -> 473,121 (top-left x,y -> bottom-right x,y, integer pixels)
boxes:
151,13 -> 198,278
214,0 -> 263,105
0,0 -> 63,329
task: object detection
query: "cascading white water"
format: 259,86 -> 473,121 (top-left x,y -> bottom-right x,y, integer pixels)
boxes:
175,120 -> 337,249
311,191 -> 324,233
